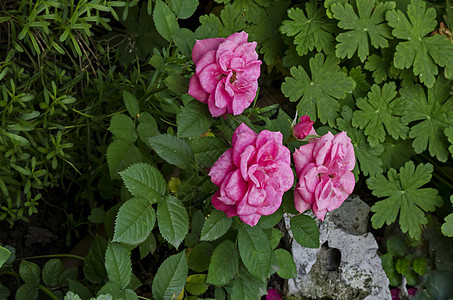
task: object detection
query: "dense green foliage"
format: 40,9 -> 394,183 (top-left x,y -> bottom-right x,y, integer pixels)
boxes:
1,0 -> 453,299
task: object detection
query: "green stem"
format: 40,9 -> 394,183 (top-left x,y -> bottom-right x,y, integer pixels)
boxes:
6,271 -> 58,300
18,254 -> 85,261
138,296 -> 152,300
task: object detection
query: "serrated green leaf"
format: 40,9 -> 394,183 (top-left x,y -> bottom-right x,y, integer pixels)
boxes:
83,235 -> 108,283
177,101 -> 212,138
369,161 -> 443,239
42,259 -> 63,287
123,91 -> 140,118
281,53 -> 356,126
280,0 -> 335,56
16,284 -> 38,300
332,0 -> 395,62
238,225 -> 272,280
68,280 -> 91,300
59,268 -> 78,287
269,228 -> 283,249
337,106 -> 383,177
153,0 -> 179,41
275,248 -> 297,279
386,0 -> 453,87
157,195 -> 189,248
119,163 -> 166,199
199,4 -> 245,37
152,252 -> 188,300
187,137 -> 228,168
200,210 -> 232,241
230,266 -> 267,300
105,242 -> 132,288
188,242 -> 214,272
257,207 -> 283,229
445,127 -> 453,157
165,73 -> 189,95
352,82 -> 409,147
113,197 -> 156,245
170,0 -> 198,19
207,240 -> 238,285
64,291 -> 82,300
0,246 -> 10,268
290,214 -> 319,248
400,77 -> 453,162
139,233 -> 157,259
172,28 -> 195,58
19,261 -> 40,286
107,140 -> 143,179
186,274 -> 208,296
137,112 -> 159,143
148,134 -> 195,165
264,109 -> 292,142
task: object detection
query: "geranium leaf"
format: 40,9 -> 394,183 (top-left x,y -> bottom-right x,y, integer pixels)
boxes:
113,197 -> 156,245
331,0 -> 395,62
280,0 -> 335,56
281,53 -> 356,126
152,252 -> 188,300
386,0 -> 453,87
400,76 -> 453,162
337,106 -> 384,177
157,195 -> 189,248
368,161 -> 443,239
352,82 -> 409,147
441,196 -> 453,237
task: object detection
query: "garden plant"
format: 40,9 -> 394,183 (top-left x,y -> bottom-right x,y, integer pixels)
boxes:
0,0 -> 453,299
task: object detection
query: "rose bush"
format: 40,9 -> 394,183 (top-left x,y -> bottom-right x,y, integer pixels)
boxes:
292,115 -> 317,139
188,31 -> 262,117
209,123 -> 293,226
293,131 -> 355,220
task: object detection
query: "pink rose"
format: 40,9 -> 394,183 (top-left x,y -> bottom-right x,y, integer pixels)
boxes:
188,31 -> 262,117
209,123 -> 293,226
293,131 -> 355,220
266,289 -> 282,300
292,115 -> 317,139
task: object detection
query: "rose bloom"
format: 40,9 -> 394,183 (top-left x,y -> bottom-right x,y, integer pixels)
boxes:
293,115 -> 317,139
209,123 -> 293,226
188,31 -> 262,117
293,131 -> 355,220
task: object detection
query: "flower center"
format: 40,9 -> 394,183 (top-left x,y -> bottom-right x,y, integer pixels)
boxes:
229,71 -> 237,84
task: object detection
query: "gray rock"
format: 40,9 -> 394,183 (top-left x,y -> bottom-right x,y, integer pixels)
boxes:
284,195 -> 391,300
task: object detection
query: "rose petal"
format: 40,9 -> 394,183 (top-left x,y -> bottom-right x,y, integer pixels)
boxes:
232,123 -> 257,166
209,149 -> 234,186
225,31 -> 248,45
198,64 -> 222,93
239,213 -> 261,227
188,75 -> 209,103
240,145 -> 256,180
192,38 -> 224,64
207,92 -> 227,117
231,82 -> 257,115
294,187 -> 312,214
247,185 -> 266,206
293,143 -> 315,176
223,169 -> 248,202
234,41 -> 259,63
211,191 -> 237,218
195,50 -> 217,75
214,80 -> 231,109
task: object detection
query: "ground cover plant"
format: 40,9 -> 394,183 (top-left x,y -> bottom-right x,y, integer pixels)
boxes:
0,0 -> 452,299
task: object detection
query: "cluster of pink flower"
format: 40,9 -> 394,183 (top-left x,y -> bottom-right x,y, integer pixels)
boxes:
189,32 -> 356,226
